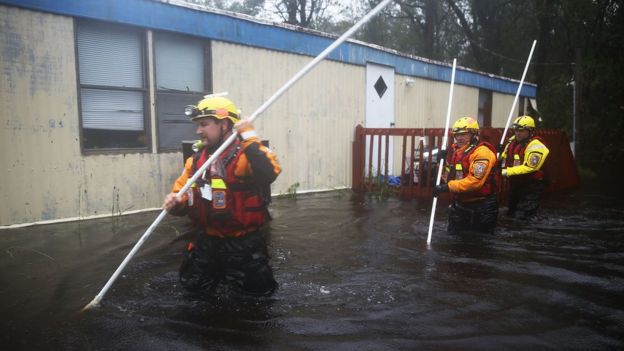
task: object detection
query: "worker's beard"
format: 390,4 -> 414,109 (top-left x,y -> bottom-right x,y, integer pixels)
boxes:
204,126 -> 231,153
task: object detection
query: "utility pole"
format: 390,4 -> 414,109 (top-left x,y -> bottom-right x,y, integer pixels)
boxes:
574,48 -> 582,166
570,79 -> 576,157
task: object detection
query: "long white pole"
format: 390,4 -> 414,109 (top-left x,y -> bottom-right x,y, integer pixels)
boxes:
427,59 -> 457,246
82,0 -> 395,310
499,40 -> 537,148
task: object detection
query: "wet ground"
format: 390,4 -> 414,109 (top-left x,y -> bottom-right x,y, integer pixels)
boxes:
1,186 -> 623,350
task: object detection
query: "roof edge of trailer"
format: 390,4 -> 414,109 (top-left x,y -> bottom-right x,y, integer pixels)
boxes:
0,0 -> 536,97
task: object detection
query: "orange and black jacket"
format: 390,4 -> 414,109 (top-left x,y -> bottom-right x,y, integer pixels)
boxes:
445,140 -> 498,202
171,135 -> 281,238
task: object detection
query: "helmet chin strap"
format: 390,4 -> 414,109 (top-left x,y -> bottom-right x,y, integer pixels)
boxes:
216,120 -> 233,148
470,133 -> 479,145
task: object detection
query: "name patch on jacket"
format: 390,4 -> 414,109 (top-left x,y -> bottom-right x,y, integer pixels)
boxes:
473,160 -> 489,179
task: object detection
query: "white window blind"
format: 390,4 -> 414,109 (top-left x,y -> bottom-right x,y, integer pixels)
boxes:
80,89 -> 144,131
155,33 -> 204,92
77,23 -> 144,88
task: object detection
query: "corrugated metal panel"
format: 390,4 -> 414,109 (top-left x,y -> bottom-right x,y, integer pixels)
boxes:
204,41 -> 522,195
1,6 -> 83,225
211,42 -> 364,195
395,76 -> 478,129
0,4 -> 540,225
0,7 -> 183,225
492,92 -> 517,128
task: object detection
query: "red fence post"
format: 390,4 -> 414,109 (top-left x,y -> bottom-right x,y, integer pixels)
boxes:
352,124 -> 364,192
400,135 -> 408,199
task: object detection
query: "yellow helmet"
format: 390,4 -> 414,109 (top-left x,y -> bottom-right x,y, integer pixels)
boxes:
512,115 -> 535,130
452,116 -> 479,134
184,95 -> 240,124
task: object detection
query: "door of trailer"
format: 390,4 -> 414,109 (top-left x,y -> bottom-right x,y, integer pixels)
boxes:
365,62 -> 395,178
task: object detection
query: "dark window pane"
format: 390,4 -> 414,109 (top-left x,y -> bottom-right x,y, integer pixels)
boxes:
478,89 -> 492,127
156,92 -> 203,150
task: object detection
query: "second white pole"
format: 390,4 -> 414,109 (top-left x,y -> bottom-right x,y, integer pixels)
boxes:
499,40 -> 537,148
427,59 -> 457,246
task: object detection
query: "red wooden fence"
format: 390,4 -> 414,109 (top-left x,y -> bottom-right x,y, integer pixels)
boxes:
352,125 -> 580,199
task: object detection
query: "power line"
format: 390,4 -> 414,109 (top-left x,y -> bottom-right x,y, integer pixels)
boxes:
465,37 -> 574,67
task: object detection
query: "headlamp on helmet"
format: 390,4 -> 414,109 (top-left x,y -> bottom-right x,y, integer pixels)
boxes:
184,105 -> 199,118
185,93 -> 240,124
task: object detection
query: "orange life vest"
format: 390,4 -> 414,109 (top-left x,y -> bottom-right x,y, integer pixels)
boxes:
448,140 -> 498,199
188,140 -> 267,237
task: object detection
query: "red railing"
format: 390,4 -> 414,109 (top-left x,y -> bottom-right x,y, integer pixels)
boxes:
352,125 -> 579,199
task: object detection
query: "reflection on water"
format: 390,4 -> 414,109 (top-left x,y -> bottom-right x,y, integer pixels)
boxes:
1,188 -> 623,350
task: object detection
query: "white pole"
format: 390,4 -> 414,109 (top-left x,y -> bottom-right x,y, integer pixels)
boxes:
427,59 -> 457,246
82,0 -> 395,311
571,80 -> 576,157
499,40 -> 537,148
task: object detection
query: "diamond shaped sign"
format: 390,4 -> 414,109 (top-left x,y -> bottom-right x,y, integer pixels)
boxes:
374,76 -> 387,98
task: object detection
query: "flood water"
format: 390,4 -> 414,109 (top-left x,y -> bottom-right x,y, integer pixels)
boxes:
1,186 -> 623,350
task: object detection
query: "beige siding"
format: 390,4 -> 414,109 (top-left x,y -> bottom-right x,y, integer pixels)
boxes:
392,76 -> 480,170
492,92 -> 518,128
0,7 -> 185,225
0,5 -> 529,226
1,7 -> 80,224
212,42 -> 365,195
395,76 -> 479,129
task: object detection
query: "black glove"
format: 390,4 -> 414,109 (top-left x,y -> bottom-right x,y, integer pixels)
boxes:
433,184 -> 449,197
496,144 -> 504,154
436,149 -> 448,162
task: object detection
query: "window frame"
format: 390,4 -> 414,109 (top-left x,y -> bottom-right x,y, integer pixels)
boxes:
75,19 -> 151,155
518,96 -> 527,116
153,31 -> 212,153
478,89 -> 493,128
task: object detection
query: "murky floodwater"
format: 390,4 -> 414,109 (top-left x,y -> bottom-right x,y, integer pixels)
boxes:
1,186 -> 623,350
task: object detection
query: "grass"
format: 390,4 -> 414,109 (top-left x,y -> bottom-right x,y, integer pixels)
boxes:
284,182 -> 300,199
364,170 -> 400,199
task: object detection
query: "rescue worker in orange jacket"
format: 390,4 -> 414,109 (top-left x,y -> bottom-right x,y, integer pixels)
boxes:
433,117 -> 499,234
500,115 -> 549,219
162,95 -> 281,296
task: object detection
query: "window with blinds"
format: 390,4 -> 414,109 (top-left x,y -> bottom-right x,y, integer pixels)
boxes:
76,21 -> 148,151
154,32 -> 209,150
